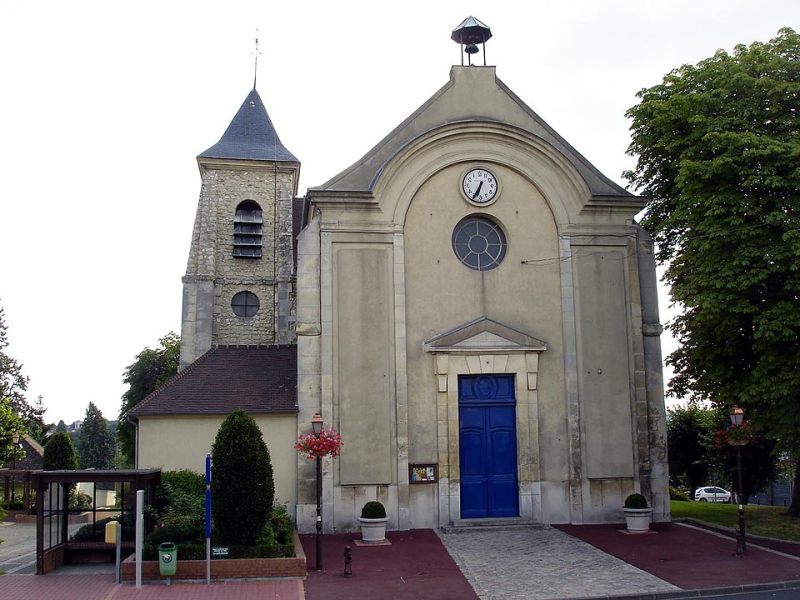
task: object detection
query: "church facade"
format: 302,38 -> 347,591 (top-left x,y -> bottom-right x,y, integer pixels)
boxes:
131,30 -> 669,532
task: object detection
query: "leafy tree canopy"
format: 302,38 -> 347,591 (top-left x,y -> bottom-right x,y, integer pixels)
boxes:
77,402 -> 115,470
43,431 -> 79,471
0,397 -> 26,467
667,402 -> 776,502
625,28 -> 800,513
667,402 -> 713,498
117,333 -> 179,466
0,302 -> 50,443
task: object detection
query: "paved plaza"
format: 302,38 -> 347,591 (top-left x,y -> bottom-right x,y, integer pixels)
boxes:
439,526 -> 679,599
3,519 -> 800,599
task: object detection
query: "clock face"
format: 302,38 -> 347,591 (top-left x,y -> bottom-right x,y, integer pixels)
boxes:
462,168 -> 498,204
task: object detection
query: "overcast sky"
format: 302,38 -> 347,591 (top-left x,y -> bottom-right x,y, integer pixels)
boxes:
0,1 -> 796,425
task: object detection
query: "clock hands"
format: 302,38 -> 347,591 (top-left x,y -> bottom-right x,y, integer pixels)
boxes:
472,181 -> 484,200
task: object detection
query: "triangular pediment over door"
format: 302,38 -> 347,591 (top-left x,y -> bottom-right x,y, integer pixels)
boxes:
424,316 -> 547,354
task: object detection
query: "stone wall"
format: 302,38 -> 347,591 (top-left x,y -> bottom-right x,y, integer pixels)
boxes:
180,159 -> 298,368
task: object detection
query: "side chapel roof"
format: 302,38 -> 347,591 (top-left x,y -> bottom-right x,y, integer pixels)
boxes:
198,89 -> 299,163
128,345 -> 297,417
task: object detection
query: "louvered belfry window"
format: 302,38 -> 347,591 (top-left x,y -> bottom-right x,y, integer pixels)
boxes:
233,200 -> 263,258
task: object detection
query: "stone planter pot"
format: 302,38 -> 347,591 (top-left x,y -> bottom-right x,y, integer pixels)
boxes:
623,507 -> 652,532
358,517 -> 388,543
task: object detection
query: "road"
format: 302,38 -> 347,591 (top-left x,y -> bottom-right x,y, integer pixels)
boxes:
0,522 -> 37,574
0,520 -> 84,574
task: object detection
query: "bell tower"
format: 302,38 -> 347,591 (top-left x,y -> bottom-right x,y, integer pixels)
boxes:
180,89 -> 299,369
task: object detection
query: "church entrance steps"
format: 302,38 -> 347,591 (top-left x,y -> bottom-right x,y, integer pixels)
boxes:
441,517 -> 547,533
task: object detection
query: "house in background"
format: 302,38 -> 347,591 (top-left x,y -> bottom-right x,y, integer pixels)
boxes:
130,17 -> 669,532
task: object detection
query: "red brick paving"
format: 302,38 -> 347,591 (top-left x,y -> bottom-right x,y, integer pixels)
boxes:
300,529 -> 478,600
0,574 -> 304,600
554,522 -> 800,589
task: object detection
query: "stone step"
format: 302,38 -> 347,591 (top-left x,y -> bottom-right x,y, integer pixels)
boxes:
441,518 -> 549,533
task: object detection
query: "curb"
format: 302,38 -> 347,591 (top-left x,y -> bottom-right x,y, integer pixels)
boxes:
565,578 -> 800,600
675,517 -> 800,547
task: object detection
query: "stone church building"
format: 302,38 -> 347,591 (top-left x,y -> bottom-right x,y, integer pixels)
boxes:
130,19 -> 669,532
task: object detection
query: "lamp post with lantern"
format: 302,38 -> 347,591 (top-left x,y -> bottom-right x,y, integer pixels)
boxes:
312,412 -> 324,570
10,431 -> 20,505
729,406 -> 747,555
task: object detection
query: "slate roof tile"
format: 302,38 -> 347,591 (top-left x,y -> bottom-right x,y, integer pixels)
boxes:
198,89 -> 299,162
129,345 -> 297,417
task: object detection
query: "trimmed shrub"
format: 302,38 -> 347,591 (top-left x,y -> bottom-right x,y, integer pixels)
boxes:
72,515 -> 134,542
624,493 -> 649,509
211,410 -> 274,546
151,470 -> 205,541
68,489 -> 92,510
669,486 -> 690,501
43,432 -> 78,470
360,501 -> 386,519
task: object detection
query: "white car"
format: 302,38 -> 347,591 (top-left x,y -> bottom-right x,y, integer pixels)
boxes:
695,486 -> 732,503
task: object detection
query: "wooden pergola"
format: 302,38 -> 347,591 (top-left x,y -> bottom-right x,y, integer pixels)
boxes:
32,469 -> 161,574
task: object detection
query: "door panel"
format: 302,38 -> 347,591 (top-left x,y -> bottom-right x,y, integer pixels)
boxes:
459,375 -> 519,519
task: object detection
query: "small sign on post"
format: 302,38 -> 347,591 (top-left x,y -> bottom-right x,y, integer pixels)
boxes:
212,546 -> 230,558
205,453 -> 212,585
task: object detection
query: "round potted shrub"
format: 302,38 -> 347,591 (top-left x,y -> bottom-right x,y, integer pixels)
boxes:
623,493 -> 652,532
358,501 -> 388,543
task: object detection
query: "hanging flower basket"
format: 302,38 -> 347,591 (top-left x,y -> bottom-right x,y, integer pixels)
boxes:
295,429 -> 343,459
715,422 -> 754,447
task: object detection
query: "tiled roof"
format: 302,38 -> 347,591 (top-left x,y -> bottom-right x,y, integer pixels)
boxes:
198,89 -> 299,162
129,345 -> 297,417
16,435 -> 44,470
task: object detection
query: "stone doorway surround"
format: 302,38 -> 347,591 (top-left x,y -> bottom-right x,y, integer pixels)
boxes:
424,316 -> 547,527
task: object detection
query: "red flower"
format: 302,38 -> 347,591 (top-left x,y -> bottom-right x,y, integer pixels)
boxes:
295,429 -> 343,459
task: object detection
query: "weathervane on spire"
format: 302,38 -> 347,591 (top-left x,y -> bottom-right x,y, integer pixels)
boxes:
451,16 -> 492,66
253,30 -> 262,89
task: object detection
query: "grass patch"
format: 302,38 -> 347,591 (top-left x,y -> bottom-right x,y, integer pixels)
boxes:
671,500 -> 800,541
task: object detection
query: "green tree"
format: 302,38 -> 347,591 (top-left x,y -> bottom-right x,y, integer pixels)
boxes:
77,402 -> 114,470
667,402 -> 713,499
211,410 -> 274,546
43,431 -> 79,471
0,301 -> 48,441
117,333 -> 180,466
625,28 -> 800,516
0,397 -> 26,467
56,420 -> 67,433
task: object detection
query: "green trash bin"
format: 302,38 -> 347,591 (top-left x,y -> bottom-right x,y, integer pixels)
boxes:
158,542 -> 177,577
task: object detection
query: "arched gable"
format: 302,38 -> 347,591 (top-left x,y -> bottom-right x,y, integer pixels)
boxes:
369,121 -> 593,232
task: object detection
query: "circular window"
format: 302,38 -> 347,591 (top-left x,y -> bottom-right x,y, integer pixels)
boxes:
231,291 -> 260,317
451,216 -> 507,271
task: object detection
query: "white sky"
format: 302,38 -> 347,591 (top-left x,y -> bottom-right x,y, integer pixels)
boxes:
0,1 -> 796,425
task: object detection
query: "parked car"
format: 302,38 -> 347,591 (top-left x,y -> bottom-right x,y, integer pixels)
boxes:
695,486 -> 732,503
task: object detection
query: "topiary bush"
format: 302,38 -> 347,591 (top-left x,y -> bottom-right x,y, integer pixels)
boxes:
624,493 -> 649,509
360,501 -> 386,519
211,410 -> 274,546
43,432 -> 78,470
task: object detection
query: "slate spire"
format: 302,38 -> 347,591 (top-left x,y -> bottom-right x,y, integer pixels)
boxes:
199,89 -> 298,162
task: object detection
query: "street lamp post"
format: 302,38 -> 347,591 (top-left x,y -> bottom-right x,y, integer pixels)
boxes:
10,432 -> 19,505
312,412 -> 324,570
729,406 -> 747,555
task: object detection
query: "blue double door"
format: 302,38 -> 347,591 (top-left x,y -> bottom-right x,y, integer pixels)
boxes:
459,374 -> 519,519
